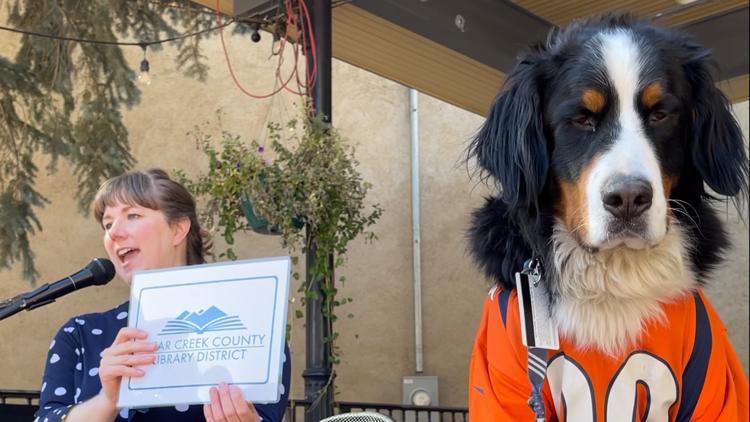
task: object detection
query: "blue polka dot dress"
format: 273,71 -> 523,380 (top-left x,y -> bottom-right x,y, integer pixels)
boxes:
35,302 -> 291,421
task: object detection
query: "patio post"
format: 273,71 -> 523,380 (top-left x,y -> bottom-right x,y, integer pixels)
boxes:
303,0 -> 334,420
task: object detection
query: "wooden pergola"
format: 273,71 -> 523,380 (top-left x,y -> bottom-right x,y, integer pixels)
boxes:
197,0 -> 748,115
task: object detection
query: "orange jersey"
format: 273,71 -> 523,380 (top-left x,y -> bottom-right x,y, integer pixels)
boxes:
469,287 -> 749,422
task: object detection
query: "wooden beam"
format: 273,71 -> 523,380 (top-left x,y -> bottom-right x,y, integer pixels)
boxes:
191,0 -> 232,15
190,0 -> 265,16
718,74 -> 750,104
332,5 -> 504,116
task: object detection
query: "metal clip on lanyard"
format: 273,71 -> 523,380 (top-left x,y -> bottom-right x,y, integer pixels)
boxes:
522,259 -> 547,422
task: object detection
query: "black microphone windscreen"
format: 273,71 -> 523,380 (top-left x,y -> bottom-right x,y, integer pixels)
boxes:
87,258 -> 116,285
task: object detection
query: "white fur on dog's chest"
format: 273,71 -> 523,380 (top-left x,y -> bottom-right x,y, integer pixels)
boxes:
550,220 -> 695,356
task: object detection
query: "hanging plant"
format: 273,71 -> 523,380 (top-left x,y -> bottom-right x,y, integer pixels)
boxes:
180,112 -> 382,256
177,112 -> 383,369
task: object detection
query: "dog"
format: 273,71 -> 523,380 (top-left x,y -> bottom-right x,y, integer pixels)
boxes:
467,14 -> 748,421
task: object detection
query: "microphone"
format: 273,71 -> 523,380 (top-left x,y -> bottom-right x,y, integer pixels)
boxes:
0,258 -> 116,321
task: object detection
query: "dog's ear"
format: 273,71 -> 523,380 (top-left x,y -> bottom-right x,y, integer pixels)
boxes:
469,50 -> 548,214
468,196 -> 533,289
683,41 -> 749,200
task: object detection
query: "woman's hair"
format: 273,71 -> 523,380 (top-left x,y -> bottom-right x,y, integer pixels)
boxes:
92,168 -> 212,265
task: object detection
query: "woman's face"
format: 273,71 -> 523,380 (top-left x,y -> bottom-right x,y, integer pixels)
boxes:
101,200 -> 188,284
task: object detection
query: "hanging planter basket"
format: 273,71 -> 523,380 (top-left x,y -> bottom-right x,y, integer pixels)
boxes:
240,192 -> 304,235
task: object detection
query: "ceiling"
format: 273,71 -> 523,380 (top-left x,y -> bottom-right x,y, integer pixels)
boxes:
195,0 -> 750,115
513,0 -> 748,27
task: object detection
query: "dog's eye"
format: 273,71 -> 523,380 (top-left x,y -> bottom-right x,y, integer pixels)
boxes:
572,115 -> 596,131
649,110 -> 669,124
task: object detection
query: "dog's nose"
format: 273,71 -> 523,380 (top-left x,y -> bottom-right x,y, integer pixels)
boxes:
602,177 -> 653,220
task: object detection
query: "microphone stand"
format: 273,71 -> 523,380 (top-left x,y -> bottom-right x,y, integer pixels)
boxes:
0,282 -> 63,322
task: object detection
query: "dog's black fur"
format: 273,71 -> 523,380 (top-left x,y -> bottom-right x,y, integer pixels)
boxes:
468,14 -> 748,292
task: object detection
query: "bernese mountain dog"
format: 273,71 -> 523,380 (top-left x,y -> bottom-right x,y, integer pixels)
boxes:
467,14 -> 748,421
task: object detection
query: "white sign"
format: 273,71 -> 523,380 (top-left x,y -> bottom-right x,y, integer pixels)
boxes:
117,256 -> 290,409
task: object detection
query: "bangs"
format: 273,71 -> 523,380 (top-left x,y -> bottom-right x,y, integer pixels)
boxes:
93,172 -> 161,225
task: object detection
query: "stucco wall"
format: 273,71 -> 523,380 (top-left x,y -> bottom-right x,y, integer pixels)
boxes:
704,100 -> 750,380
0,24 -> 747,409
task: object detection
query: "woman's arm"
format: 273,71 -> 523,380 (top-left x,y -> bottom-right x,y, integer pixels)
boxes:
60,328 -> 157,422
35,320 -> 88,422
61,392 -> 120,422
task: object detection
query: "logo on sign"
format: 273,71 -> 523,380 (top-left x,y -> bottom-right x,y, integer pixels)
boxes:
158,306 -> 246,335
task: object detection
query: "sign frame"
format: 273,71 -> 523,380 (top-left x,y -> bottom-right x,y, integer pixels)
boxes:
117,256 -> 290,409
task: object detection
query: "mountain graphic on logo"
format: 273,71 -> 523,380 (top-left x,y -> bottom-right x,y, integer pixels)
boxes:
159,306 -> 246,335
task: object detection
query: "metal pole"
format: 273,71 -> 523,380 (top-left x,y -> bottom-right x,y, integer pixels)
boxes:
303,0 -> 333,420
308,0 -> 332,119
409,89 -> 424,374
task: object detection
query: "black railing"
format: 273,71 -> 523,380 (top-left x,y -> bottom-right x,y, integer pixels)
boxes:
0,390 -> 40,421
0,389 -> 39,405
0,391 -> 469,422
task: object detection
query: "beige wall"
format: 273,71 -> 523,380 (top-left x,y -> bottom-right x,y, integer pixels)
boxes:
0,27 -> 747,409
704,100 -> 750,380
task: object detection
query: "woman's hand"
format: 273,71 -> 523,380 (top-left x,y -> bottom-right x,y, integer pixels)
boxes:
98,328 -> 157,408
203,383 -> 261,422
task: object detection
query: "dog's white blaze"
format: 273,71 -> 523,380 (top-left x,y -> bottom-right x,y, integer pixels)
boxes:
586,30 -> 667,248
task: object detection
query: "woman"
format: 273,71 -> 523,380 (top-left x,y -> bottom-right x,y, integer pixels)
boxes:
35,168 -> 291,422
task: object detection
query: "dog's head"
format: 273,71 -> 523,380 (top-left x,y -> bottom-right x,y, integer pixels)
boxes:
470,14 -> 747,257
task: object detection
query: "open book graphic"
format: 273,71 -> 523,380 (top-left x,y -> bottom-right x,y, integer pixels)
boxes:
159,305 -> 246,335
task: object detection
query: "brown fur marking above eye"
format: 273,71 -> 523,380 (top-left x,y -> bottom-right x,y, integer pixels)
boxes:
641,82 -> 663,109
557,159 -> 598,241
581,89 -> 606,114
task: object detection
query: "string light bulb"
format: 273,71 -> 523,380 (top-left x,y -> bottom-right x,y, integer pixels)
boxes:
138,44 -> 151,85
250,23 -> 261,43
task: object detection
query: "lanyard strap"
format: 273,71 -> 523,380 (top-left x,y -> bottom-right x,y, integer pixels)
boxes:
526,346 -> 547,422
